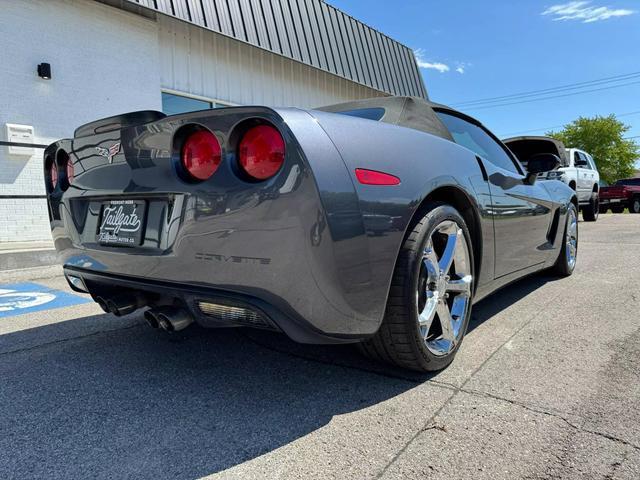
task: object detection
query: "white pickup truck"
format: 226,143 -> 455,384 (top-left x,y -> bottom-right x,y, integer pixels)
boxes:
503,136 -> 600,221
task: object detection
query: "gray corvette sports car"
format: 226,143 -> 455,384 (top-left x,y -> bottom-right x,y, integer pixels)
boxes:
44,96 -> 578,371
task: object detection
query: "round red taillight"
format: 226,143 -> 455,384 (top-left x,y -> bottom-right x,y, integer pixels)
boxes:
238,125 -> 285,180
181,130 -> 222,181
50,162 -> 58,189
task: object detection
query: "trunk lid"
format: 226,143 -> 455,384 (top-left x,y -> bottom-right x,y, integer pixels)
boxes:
502,136 -> 569,168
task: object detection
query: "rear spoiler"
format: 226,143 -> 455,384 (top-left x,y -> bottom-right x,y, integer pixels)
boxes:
74,110 -> 166,138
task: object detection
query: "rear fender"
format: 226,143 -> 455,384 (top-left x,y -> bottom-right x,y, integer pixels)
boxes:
539,180 -> 578,260
306,110 -> 491,327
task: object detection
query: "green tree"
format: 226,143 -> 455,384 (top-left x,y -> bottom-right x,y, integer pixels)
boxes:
548,115 -> 639,184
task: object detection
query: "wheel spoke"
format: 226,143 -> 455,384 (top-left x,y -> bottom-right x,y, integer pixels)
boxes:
438,229 -> 460,274
422,242 -> 440,279
419,299 -> 438,336
447,275 -> 472,295
437,302 -> 456,343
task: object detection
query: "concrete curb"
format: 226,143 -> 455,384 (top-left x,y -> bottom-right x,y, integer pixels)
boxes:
0,248 -> 58,272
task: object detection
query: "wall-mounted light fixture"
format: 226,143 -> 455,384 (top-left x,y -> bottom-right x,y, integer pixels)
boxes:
37,63 -> 52,80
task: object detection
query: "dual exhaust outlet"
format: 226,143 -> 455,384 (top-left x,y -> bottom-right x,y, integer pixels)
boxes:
143,307 -> 193,332
95,294 -> 193,332
95,295 -> 138,317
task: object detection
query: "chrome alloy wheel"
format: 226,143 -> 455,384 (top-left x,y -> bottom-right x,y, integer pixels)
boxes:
566,207 -> 578,269
416,220 -> 472,356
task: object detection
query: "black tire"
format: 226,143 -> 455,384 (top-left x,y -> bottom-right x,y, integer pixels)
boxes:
599,205 -> 608,214
611,205 -> 625,214
552,203 -> 578,277
631,196 -> 640,214
358,203 -> 474,372
582,192 -> 599,222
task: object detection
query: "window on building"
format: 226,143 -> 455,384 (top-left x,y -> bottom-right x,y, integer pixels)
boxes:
161,92 -> 232,115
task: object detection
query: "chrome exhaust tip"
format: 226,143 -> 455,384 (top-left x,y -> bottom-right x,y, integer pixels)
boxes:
157,314 -> 172,331
105,295 -> 138,317
143,310 -> 159,329
153,307 -> 194,332
95,296 -> 110,314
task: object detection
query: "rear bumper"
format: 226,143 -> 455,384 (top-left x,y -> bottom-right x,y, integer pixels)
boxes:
52,165 -> 384,340
64,266 -> 367,344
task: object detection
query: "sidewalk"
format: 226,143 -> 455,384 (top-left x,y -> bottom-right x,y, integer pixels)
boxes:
0,241 -> 58,272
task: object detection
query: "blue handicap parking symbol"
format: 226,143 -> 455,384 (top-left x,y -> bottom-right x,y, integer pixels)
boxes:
0,282 -> 92,319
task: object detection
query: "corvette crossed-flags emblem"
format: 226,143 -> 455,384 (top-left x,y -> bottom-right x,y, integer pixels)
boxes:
95,142 -> 121,164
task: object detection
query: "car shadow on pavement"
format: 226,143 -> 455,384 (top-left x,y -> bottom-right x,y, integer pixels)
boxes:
467,273 -> 558,333
0,273 -> 555,479
0,319 -> 418,479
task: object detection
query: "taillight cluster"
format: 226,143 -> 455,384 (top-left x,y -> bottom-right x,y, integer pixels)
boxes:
47,150 -> 74,191
179,123 -> 285,182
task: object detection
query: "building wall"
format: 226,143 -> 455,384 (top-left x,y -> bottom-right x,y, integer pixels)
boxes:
0,0 -> 162,242
102,0 -> 428,98
0,0 -> 389,243
157,15 -> 385,108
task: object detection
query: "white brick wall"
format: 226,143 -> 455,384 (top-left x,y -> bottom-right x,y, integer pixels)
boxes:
0,199 -> 51,242
0,0 -> 162,242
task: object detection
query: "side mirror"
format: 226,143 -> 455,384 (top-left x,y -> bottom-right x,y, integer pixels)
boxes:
524,153 -> 561,185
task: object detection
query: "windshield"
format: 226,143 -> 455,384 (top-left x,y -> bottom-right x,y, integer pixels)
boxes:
616,178 -> 640,186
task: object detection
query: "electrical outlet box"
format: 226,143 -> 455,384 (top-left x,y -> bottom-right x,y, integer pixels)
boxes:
5,123 -> 35,156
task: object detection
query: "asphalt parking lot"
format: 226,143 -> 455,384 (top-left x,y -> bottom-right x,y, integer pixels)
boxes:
1,214 -> 638,479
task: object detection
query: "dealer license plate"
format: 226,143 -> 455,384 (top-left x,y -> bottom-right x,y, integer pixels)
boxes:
97,199 -> 146,246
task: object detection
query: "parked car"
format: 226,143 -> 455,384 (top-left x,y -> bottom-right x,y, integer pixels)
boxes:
600,178 -> 640,213
503,136 -> 600,221
43,96 -> 578,372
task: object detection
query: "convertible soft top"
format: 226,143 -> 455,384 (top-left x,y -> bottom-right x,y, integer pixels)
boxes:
317,96 -> 453,141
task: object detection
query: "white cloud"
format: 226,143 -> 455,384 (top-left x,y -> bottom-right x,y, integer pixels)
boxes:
420,61 -> 450,73
414,49 -> 470,74
414,49 -> 450,73
455,62 -> 470,74
542,1 -> 635,23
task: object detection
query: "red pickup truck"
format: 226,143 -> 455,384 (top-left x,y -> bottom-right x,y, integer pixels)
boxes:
599,178 -> 640,213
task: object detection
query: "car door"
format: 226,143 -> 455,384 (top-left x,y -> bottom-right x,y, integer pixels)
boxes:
436,111 -> 554,278
585,153 -> 598,190
574,151 -> 591,201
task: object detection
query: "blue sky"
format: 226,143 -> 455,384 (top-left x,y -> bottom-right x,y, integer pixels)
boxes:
330,1 -> 639,147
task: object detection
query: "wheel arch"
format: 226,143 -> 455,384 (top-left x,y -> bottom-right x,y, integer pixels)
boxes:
570,194 -> 579,210
405,185 -> 483,293
569,180 -> 577,190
